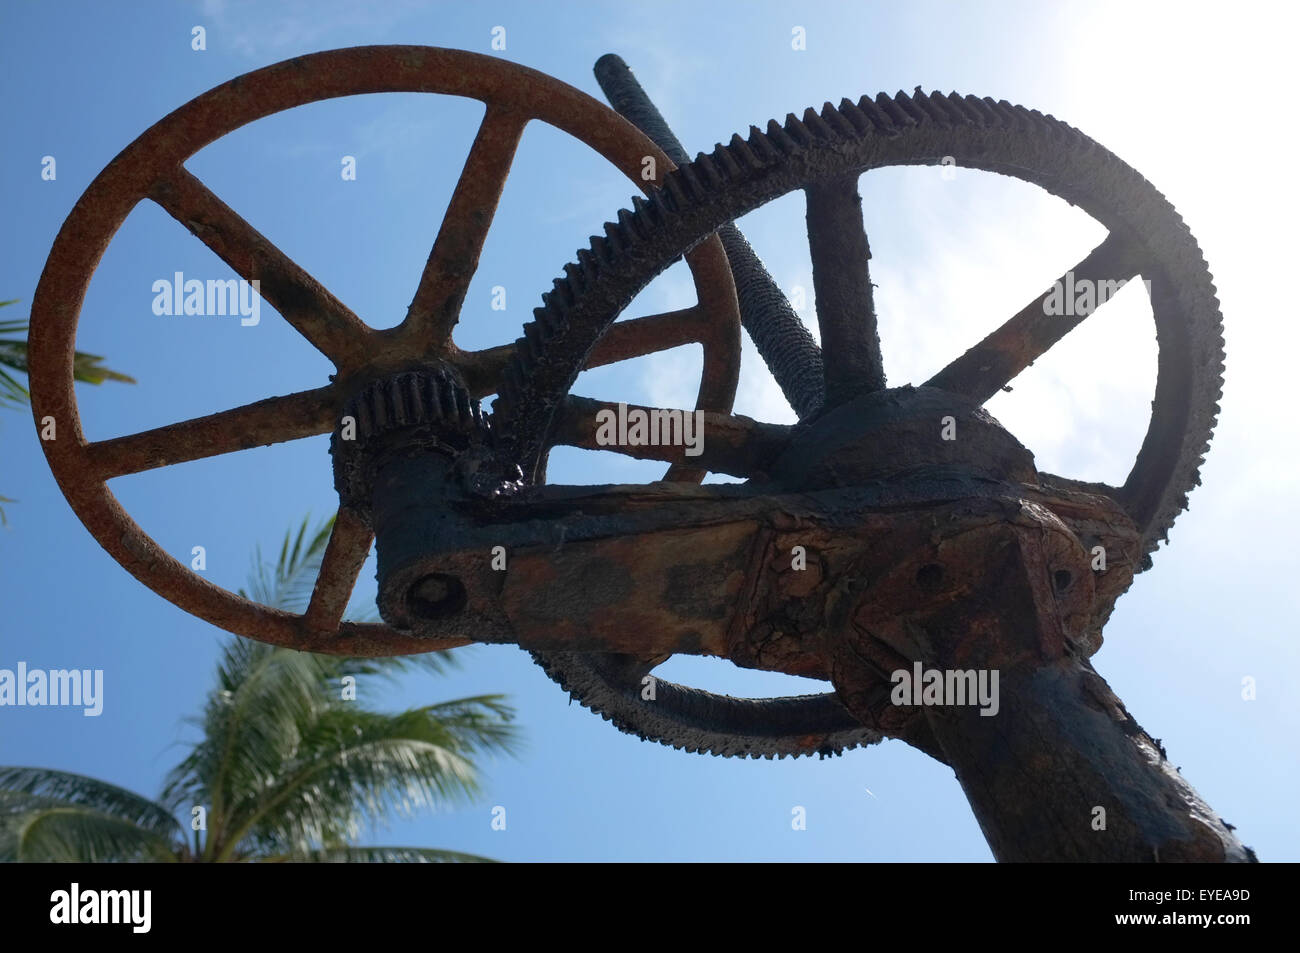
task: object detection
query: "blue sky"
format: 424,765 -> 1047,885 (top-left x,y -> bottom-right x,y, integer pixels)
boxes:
1,0 -> 1296,861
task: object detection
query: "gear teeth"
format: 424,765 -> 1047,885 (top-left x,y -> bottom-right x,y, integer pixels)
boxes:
782,112 -> 813,146
501,84 -> 1226,736
874,92 -> 913,127
562,261 -> 585,299
995,98 -> 1028,128
693,151 -> 724,189
453,380 -> 472,421
747,124 -> 780,162
332,367 -> 490,506
893,90 -> 929,124
523,320 -> 545,353
801,105 -> 835,140
1027,107 -> 1063,140
383,377 -> 402,427
372,390 -> 391,430
508,330 -> 535,377
857,94 -> 897,132
662,171 -> 689,212
602,220 -> 626,256
355,398 -> 373,440
765,117 -> 800,153
504,352 -> 526,389
979,96 -> 1011,126
728,132 -> 761,170
919,91 -> 957,125
960,93 -> 995,124
406,374 -> 423,422
616,206 -> 643,240
837,97 -> 871,134
820,101 -> 856,138
905,89 -> 943,122
549,275 -> 574,308
533,305 -> 561,343
677,162 -> 706,200
630,194 -> 656,228
587,234 -> 611,266
712,141 -> 743,178
943,92 -> 984,125
575,247 -> 600,285
431,370 -> 454,418
647,192 -> 670,222
531,652 -> 879,759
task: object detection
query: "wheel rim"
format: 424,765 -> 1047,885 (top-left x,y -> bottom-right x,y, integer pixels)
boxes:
28,46 -> 740,656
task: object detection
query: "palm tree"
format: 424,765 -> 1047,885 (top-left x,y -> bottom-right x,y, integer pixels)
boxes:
1,297 -> 135,523
0,515 -> 520,862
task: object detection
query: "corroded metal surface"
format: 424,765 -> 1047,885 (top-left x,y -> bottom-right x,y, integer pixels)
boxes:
594,53 -> 827,419
492,91 -> 1224,563
926,232 -> 1141,405
28,44 -> 1235,846
367,384 -> 1143,758
27,46 -> 740,656
827,504 -> 1248,861
494,91 -> 1223,758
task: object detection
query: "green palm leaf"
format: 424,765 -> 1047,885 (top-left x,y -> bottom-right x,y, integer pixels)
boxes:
2,510 -> 518,862
0,768 -> 184,862
270,846 -> 498,863
2,299 -> 134,524
0,301 -> 135,409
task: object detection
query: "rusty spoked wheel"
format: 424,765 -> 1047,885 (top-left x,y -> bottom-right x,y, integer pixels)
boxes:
506,91 -> 1225,757
28,46 -> 740,657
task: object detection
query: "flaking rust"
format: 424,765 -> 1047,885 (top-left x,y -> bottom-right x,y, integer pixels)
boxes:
29,45 -> 1244,861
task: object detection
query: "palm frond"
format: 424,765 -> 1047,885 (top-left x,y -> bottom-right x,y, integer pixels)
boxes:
0,364 -> 28,408
0,307 -> 135,411
3,804 -> 180,862
0,767 -> 181,837
241,513 -> 337,613
212,697 -> 518,860
160,643 -> 326,818
0,767 -> 183,862
273,845 -> 498,863
330,649 -> 462,684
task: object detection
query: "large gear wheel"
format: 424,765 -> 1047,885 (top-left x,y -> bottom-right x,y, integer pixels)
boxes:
26,46 -> 740,657
498,90 -> 1225,758
533,652 -> 881,759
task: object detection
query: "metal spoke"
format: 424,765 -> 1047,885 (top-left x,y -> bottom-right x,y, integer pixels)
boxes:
403,107 -> 530,349
805,173 -> 885,406
149,167 -> 371,368
303,507 -> 373,635
549,395 -> 790,479
459,307 -> 702,397
86,386 -> 336,478
586,306 -> 704,366
926,233 -> 1142,404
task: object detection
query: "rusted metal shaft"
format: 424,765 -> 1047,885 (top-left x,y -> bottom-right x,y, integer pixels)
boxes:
805,173 -> 885,403
829,507 -> 1252,862
594,53 -> 825,418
